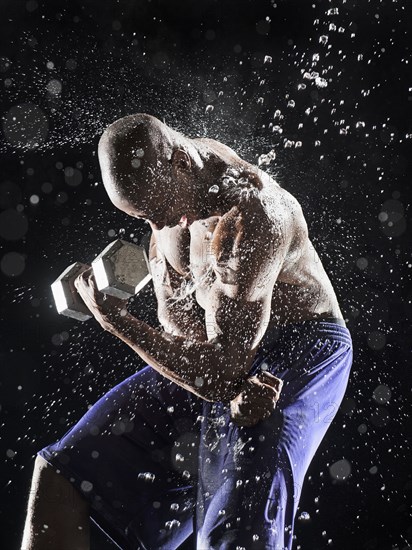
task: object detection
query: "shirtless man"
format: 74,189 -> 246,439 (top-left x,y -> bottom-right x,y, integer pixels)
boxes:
22,114 -> 353,550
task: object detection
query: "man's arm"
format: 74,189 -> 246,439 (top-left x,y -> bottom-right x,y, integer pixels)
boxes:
75,205 -> 290,403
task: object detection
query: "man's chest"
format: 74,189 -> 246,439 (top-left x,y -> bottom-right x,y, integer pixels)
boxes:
157,216 -> 221,280
156,214 -> 247,308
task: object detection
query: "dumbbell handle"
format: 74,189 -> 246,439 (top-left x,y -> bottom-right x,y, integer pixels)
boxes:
51,240 -> 152,321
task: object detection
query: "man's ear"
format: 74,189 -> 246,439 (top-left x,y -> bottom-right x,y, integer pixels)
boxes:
171,149 -> 191,175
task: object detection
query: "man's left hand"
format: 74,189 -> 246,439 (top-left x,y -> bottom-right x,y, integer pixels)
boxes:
230,371 -> 283,427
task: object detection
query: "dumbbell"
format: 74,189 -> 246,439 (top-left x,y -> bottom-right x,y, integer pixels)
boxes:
51,239 -> 152,321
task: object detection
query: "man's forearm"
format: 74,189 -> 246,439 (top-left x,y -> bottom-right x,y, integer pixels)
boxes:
158,297 -> 209,341
106,312 -> 249,402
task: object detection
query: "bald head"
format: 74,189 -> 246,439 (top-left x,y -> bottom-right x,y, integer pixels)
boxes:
98,114 -> 173,208
98,114 -> 205,217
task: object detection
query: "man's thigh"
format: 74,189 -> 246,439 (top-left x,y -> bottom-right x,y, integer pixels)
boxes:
38,365 -> 203,550
196,326 -> 353,550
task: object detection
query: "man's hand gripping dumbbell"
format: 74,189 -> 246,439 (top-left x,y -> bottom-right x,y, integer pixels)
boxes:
51,238 -> 282,427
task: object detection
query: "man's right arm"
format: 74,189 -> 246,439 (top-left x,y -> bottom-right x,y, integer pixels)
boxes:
149,231 -> 208,341
147,231 -> 282,424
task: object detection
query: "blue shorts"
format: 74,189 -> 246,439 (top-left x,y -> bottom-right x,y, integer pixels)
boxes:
37,319 -> 353,550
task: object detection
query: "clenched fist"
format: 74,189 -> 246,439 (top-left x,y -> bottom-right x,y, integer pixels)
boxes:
230,371 -> 283,427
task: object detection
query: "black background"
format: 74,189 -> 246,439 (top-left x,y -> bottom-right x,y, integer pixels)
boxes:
0,0 -> 411,549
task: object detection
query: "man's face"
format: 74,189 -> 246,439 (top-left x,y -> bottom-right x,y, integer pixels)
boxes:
99,132 -> 200,230
107,175 -> 196,231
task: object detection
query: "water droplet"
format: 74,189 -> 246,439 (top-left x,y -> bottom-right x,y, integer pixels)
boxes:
315,77 -> 328,88
165,519 -> 181,529
329,459 -> 351,480
138,472 -> 155,482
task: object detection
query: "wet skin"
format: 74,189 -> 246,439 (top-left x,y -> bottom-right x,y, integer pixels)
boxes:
75,126 -> 344,426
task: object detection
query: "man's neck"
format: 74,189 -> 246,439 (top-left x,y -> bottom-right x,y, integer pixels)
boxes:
198,157 -> 267,219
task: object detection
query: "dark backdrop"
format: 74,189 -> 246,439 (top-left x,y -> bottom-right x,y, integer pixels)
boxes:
0,1 -> 411,549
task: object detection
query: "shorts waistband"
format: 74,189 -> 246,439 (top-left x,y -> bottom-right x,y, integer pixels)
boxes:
259,317 -> 352,352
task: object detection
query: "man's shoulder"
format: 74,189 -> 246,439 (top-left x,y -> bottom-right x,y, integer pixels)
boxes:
230,184 -> 305,245
209,188 -> 294,266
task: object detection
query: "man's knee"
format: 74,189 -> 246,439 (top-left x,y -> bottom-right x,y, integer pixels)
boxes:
33,454 -> 50,474
30,455 -> 87,510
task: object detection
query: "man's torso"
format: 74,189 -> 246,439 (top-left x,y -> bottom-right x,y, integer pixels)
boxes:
152,183 -> 342,327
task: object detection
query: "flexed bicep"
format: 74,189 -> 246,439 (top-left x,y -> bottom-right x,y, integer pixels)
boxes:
204,205 -> 290,378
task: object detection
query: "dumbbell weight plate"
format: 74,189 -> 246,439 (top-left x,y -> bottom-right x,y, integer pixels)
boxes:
51,262 -> 93,321
92,239 -> 152,300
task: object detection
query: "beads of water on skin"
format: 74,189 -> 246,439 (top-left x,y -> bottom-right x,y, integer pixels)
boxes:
182,470 -> 190,479
80,480 -> 93,492
253,534 -> 260,541
205,105 -> 214,113
175,453 -> 184,462
236,479 -> 243,488
298,511 -> 310,521
319,35 -> 328,45
264,55 -> 272,64
258,150 -> 276,166
208,184 -> 219,194
287,100 -> 295,108
218,509 -> 226,516
170,503 -> 179,511
167,406 -> 174,413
